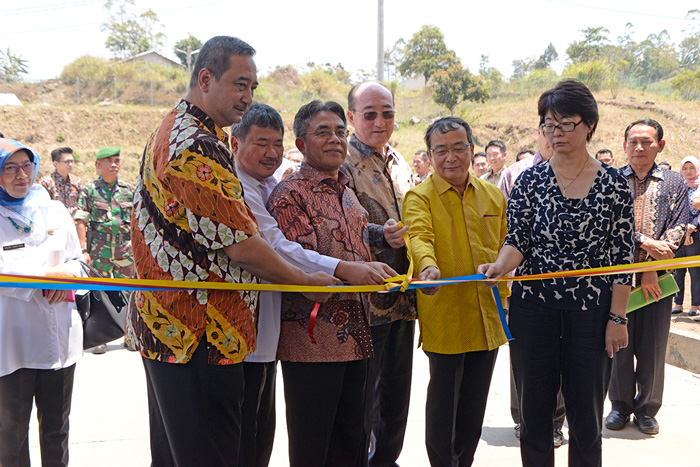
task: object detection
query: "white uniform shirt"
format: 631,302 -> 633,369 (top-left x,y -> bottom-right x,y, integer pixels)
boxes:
0,201 -> 83,377
236,165 -> 340,362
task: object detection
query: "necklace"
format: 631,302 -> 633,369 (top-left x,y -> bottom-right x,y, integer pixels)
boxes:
552,157 -> 588,197
8,217 -> 33,233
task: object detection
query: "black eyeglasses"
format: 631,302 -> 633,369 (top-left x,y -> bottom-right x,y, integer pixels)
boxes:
352,110 -> 395,121
302,128 -> 349,140
541,121 -> 584,134
429,144 -> 472,158
4,162 -> 36,175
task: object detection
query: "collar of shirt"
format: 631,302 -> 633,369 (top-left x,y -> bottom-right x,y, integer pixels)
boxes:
51,170 -> 69,185
179,98 -> 230,146
298,162 -> 349,194
349,133 -> 397,163
235,163 -> 278,203
620,163 -> 664,182
431,170 -> 477,196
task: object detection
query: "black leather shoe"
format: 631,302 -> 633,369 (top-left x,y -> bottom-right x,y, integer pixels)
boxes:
634,415 -> 659,435
514,424 -> 521,439
553,429 -> 564,448
604,410 -> 629,430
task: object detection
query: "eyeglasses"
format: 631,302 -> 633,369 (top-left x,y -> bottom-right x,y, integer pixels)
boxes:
541,121 -> 584,133
626,139 -> 654,148
59,160 -> 74,165
303,128 -> 349,140
352,110 -> 395,121
429,144 -> 472,158
3,162 -> 36,175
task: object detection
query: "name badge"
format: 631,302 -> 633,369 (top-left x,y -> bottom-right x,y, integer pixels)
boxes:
3,243 -> 25,251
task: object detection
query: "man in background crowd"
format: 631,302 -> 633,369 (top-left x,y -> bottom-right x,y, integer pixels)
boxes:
343,80 -> 417,467
412,149 -> 431,184
515,149 -> 535,162
481,140 -> 508,185
40,146 -> 83,217
273,148 -> 304,182
472,152 -> 489,177
606,118 -> 690,436
596,148 -> 615,166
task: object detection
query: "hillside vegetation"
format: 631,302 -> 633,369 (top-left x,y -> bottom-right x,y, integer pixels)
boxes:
1,87 -> 699,186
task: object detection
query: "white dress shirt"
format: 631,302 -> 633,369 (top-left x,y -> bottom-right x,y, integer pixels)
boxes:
237,165 -> 340,362
0,201 -> 83,377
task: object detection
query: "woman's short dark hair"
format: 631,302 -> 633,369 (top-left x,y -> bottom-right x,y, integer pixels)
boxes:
293,100 -> 346,138
231,103 -> 284,141
538,80 -> 599,142
189,36 -> 256,89
424,117 -> 474,150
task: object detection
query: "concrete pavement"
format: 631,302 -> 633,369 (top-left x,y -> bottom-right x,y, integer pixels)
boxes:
27,335 -> 700,466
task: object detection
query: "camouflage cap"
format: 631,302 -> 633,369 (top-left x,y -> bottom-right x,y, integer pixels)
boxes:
96,146 -> 120,160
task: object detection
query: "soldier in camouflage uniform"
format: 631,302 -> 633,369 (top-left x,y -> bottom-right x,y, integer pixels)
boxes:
75,146 -> 134,279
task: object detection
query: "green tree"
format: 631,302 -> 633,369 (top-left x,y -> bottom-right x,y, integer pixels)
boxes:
398,25 -> 458,83
430,63 -> 488,114
634,31 -> 678,82
511,58 -> 533,80
0,48 -> 28,82
384,38 -> 405,82
174,34 -> 203,66
534,43 -> 558,69
566,27 -> 610,62
102,0 -> 164,59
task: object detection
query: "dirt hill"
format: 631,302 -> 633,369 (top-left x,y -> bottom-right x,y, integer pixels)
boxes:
2,87 -> 699,185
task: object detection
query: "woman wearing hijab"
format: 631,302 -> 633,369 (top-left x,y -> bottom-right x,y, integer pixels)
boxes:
672,156 -> 700,316
0,138 -> 83,466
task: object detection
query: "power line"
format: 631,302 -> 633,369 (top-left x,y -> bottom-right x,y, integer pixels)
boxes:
548,0 -> 694,21
0,0 -> 102,16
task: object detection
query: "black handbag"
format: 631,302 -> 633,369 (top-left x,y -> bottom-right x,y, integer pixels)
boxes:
76,262 -> 129,349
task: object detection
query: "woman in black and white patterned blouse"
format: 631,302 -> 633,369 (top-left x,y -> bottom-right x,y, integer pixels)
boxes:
479,80 -> 635,467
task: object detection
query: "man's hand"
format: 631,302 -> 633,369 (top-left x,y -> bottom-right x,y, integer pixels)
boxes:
82,251 -> 91,265
418,266 -> 441,295
301,271 -> 342,303
335,261 -> 398,285
686,224 -> 696,246
605,319 -> 628,358
640,238 -> 678,260
640,271 -> 661,302
383,219 -> 408,249
477,262 -> 508,288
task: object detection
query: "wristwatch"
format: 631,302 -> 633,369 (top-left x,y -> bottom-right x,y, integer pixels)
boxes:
609,312 -> 628,325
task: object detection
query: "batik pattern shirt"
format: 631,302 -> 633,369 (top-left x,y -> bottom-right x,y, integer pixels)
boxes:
127,99 -> 259,365
342,135 -> 417,325
267,163 -> 374,362
619,164 -> 690,264
505,162 -> 635,310
498,152 -> 544,201
40,171 -> 83,216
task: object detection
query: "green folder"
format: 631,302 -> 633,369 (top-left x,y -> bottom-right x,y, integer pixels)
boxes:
626,273 -> 679,314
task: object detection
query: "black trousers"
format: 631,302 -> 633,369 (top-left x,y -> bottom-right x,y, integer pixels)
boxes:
424,349 -> 498,467
609,296 -> 672,418
282,359 -> 369,467
674,232 -> 700,307
364,320 -> 414,467
142,340 -> 244,467
239,361 -> 277,467
510,297 -> 611,467
0,365 -> 76,467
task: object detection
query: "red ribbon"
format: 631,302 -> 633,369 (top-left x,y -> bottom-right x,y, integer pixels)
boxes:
308,302 -> 320,344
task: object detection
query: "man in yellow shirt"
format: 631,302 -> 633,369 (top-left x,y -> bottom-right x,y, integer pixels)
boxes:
402,116 -> 509,466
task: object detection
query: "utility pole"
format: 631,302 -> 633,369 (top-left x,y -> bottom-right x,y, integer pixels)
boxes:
377,0 -> 384,82
175,47 -> 201,79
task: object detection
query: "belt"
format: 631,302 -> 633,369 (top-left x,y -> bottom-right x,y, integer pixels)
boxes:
91,231 -> 130,243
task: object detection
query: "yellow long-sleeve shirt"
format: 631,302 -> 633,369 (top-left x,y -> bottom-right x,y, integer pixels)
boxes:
402,172 -> 510,354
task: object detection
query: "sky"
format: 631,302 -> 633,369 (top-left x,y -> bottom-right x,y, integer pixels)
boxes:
1,0 -> 698,81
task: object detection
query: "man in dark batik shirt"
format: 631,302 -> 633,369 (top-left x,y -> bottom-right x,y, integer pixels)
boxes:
39,147 -> 83,217
606,118 -> 690,436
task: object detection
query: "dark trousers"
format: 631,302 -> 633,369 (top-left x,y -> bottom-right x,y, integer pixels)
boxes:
509,297 -> 611,467
609,296 -> 672,418
0,365 -> 76,467
142,340 -> 244,467
674,232 -> 700,307
364,320 -> 414,467
239,361 -> 277,467
510,356 -> 566,430
425,349 -> 498,467
282,359 -> 369,467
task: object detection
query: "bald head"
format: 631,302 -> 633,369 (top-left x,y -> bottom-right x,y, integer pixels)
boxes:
347,81 -> 396,155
